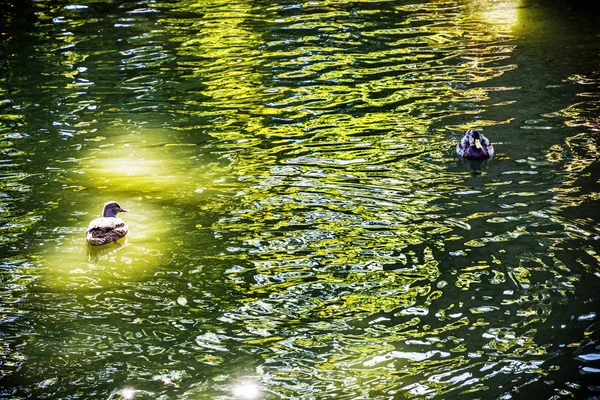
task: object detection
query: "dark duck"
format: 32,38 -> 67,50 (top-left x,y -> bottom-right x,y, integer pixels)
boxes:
86,201 -> 129,246
456,129 -> 494,160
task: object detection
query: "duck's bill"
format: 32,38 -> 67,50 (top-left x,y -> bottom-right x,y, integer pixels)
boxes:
120,208 -> 129,213
474,139 -> 482,149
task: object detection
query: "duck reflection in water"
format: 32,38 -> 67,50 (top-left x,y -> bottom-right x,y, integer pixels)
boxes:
87,238 -> 128,262
456,129 -> 494,174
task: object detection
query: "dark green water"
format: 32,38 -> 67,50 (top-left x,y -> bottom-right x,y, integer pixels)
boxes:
1,0 -> 599,399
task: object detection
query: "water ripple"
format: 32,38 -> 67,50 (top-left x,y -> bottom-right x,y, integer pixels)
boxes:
1,0 -> 600,399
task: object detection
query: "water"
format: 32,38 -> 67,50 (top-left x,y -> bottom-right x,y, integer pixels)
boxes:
1,0 -> 599,399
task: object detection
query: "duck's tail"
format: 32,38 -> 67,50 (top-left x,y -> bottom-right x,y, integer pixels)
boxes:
86,225 -> 128,246
86,235 -> 112,246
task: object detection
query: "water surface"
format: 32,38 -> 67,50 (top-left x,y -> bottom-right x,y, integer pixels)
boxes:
1,0 -> 599,399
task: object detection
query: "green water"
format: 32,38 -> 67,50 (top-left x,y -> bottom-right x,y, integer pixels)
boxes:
1,0 -> 599,399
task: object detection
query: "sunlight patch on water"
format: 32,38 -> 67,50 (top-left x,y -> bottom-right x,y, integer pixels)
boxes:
36,200 -> 169,291
81,127 -> 203,198
481,6 -> 519,27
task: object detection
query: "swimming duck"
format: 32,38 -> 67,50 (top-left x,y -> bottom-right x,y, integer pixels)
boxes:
86,201 -> 128,246
456,129 -> 494,160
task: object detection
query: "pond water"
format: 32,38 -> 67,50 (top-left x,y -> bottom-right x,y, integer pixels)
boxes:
1,0 -> 599,399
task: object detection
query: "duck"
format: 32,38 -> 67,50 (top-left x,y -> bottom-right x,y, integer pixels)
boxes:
86,201 -> 128,246
456,129 -> 494,160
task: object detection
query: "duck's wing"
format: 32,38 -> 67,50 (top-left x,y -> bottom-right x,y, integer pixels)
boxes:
86,217 -> 128,246
456,135 -> 469,156
481,136 -> 494,157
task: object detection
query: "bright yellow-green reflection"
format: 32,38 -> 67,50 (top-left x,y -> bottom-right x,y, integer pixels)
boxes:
38,200 -> 167,290
37,125 -> 227,289
81,126 -> 201,195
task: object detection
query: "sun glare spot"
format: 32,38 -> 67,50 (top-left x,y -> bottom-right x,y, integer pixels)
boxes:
482,7 -> 518,26
121,388 -> 136,399
232,380 -> 262,400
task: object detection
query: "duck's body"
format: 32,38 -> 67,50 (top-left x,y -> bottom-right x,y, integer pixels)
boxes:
456,130 -> 494,160
86,201 -> 128,246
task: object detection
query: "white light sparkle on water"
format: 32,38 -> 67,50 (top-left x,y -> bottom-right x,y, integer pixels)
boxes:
232,380 -> 262,399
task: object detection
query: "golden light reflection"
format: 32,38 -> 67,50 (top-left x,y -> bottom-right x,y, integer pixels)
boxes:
467,0 -> 520,27
481,7 -> 519,26
160,0 -> 269,143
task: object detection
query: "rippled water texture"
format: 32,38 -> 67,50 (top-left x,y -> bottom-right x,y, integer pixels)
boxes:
1,0 -> 599,399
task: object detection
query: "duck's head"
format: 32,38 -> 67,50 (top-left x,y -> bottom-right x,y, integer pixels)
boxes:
467,130 -> 482,149
102,201 -> 128,218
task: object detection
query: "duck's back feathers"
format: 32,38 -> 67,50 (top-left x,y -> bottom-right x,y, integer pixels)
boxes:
86,217 -> 128,246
